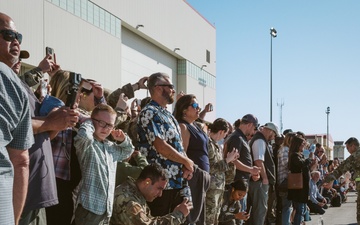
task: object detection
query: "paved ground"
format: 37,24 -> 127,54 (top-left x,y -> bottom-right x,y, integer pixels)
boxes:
306,191 -> 357,225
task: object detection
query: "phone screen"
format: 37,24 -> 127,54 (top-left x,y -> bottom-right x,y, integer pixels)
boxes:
247,206 -> 252,215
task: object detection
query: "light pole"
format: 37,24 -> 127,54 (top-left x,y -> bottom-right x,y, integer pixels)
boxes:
270,27 -> 277,121
326,106 -> 330,156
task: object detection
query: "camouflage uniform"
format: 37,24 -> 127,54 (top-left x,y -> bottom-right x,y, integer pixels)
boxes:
107,83 -> 135,109
324,148 -> 360,223
206,138 -> 230,225
218,185 -> 242,225
110,177 -> 186,225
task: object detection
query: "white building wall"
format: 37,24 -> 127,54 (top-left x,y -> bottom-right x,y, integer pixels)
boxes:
121,27 -> 178,108
1,0 -> 216,116
93,0 -> 216,75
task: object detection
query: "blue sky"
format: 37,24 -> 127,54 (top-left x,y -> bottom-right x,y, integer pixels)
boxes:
186,0 -> 360,144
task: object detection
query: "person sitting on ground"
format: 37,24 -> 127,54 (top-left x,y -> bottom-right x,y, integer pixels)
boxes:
74,103 -> 134,225
308,171 -> 328,215
218,179 -> 250,225
110,163 -> 192,225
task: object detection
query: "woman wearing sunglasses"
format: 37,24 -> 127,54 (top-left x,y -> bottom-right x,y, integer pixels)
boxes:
174,94 -> 211,225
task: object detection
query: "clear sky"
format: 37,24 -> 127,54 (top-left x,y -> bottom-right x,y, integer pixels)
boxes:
186,0 -> 360,145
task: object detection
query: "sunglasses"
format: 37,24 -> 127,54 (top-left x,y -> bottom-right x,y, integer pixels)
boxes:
92,118 -> 114,130
190,102 -> 201,110
0,29 -> 23,44
155,84 -> 174,89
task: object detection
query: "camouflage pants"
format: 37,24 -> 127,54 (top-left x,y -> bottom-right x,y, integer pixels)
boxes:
206,189 -> 224,225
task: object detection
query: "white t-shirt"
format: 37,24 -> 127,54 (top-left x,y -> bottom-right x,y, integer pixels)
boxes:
252,139 -> 267,161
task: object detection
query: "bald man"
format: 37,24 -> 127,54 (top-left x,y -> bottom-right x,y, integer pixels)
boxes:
0,12 -> 34,225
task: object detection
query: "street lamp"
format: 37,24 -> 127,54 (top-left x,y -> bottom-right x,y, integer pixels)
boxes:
270,27 -> 277,121
326,106 -> 330,156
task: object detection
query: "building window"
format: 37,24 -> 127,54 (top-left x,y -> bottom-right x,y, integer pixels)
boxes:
74,0 -> 81,17
93,4 -> 100,28
67,0 -> 75,14
60,0 -> 67,9
81,0 -> 87,20
206,50 -> 210,63
47,0 -> 120,39
87,1 -> 94,24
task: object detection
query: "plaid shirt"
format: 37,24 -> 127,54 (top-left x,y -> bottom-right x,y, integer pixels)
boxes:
74,120 -> 134,216
51,128 -> 73,180
277,145 -> 289,183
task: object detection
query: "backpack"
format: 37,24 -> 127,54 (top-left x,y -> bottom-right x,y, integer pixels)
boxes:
331,193 -> 342,207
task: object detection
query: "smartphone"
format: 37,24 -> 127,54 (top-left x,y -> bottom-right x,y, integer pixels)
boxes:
208,104 -> 213,111
40,79 -> 48,97
247,206 -> 252,215
46,47 -> 56,63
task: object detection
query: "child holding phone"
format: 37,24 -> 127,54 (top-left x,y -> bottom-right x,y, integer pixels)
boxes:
218,179 -> 250,225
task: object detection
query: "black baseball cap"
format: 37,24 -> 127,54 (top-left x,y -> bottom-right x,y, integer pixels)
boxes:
242,114 -> 259,129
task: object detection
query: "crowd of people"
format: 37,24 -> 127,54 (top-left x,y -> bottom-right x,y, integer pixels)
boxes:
1,11 -> 360,225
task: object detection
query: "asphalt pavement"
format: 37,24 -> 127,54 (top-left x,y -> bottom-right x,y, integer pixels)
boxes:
306,191 -> 357,225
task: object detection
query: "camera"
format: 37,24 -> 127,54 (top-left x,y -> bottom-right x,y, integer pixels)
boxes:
66,72 -> 82,109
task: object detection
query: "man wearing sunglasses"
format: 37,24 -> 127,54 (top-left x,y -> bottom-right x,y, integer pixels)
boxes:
0,13 -> 79,225
137,72 -> 194,217
0,12 -> 34,225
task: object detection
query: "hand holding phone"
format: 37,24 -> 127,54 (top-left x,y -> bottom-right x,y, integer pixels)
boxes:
247,206 -> 252,215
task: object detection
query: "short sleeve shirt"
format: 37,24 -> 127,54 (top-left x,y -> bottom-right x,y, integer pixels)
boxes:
0,62 -> 34,152
0,62 -> 34,225
137,100 -> 185,189
251,139 -> 267,161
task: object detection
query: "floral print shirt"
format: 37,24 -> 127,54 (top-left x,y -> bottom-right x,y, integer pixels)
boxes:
137,100 -> 185,189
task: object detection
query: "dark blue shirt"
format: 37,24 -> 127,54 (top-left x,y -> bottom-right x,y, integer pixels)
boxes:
179,119 -> 210,172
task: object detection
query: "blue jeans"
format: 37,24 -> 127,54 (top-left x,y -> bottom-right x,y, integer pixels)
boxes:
247,180 -> 269,225
279,192 -> 292,225
292,201 -> 306,225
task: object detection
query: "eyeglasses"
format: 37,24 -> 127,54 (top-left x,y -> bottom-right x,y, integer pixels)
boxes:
0,29 -> 23,44
190,102 -> 201,110
92,118 -> 114,130
155,84 -> 174,89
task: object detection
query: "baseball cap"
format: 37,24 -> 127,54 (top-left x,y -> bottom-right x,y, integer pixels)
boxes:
20,50 -> 30,59
263,122 -> 280,137
241,114 -> 259,128
283,129 -> 293,135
